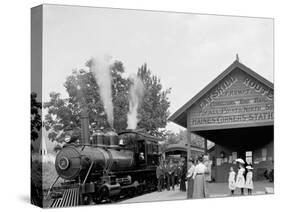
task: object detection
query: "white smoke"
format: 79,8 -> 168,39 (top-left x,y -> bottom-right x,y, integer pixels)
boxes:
127,74 -> 144,129
90,55 -> 114,127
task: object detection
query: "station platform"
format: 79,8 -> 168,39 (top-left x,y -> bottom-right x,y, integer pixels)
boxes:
120,181 -> 274,204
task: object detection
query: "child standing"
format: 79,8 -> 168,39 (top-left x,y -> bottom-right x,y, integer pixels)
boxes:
236,162 -> 246,195
228,167 -> 236,195
245,166 -> 254,195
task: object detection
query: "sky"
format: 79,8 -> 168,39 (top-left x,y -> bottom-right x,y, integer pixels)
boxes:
42,4 -> 273,133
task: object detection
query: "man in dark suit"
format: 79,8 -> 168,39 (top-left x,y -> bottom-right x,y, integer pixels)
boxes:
156,160 -> 164,192
167,160 -> 176,190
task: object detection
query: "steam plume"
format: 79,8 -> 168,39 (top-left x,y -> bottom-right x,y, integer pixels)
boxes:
90,55 -> 114,127
127,74 -> 144,129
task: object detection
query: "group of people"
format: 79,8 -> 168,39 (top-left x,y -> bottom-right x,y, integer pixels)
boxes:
156,155 -> 254,198
156,154 -> 212,198
186,155 -> 212,199
156,157 -> 187,192
228,161 -> 254,195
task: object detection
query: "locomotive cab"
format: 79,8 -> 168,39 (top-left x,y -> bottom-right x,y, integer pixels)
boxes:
118,131 -> 160,168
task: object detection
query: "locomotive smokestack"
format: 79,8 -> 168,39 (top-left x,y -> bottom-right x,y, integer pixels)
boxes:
80,108 -> 90,145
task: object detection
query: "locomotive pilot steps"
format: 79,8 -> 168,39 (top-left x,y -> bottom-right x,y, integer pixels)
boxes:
46,110 -> 162,207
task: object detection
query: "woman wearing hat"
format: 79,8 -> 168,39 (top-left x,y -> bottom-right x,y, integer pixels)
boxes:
192,156 -> 208,198
245,166 -> 254,195
235,159 -> 246,195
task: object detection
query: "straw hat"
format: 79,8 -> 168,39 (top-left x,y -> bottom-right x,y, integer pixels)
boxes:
246,165 -> 253,170
235,158 -> 245,164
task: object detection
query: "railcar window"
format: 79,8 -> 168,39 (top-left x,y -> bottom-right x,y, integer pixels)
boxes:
152,144 -> 158,154
147,142 -> 153,154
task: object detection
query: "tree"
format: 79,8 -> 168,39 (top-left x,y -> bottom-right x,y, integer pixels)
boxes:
44,59 -> 129,142
165,130 -> 205,148
44,59 -> 171,142
137,63 -> 171,137
31,92 -> 42,142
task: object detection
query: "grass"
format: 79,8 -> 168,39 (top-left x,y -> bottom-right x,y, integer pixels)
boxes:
31,153 -> 64,190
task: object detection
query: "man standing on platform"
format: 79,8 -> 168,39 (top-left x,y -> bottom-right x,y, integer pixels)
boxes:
174,162 -> 180,187
167,159 -> 176,190
163,159 -> 169,190
203,154 -> 212,182
180,158 -> 187,192
156,160 -> 164,192
203,154 -> 211,197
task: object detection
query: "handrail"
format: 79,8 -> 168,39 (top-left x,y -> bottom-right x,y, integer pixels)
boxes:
46,175 -> 60,199
82,161 -> 95,185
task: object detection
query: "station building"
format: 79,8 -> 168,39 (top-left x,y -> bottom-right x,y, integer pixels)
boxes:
169,59 -> 274,182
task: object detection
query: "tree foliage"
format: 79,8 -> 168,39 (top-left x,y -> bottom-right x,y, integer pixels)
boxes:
44,59 -> 171,142
31,92 -> 42,142
137,64 -> 171,137
166,130 -> 205,148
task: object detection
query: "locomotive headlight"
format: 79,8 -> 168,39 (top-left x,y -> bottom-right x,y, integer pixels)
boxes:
58,156 -> 70,170
64,135 -> 71,143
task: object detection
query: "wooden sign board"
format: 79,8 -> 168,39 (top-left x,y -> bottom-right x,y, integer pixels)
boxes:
189,68 -> 274,131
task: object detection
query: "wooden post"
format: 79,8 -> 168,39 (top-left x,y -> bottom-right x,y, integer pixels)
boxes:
204,138 -> 208,154
186,111 -> 191,198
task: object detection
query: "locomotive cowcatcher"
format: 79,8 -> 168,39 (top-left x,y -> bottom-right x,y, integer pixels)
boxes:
47,109 -> 162,207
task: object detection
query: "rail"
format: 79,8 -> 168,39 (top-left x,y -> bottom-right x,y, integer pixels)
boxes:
50,187 -> 80,208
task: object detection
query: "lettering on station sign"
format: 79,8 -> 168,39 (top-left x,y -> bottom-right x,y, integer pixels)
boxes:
190,71 -> 274,129
191,111 -> 274,126
199,77 -> 237,109
243,78 -> 273,100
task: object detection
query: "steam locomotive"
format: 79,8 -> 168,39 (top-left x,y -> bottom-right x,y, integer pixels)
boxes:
47,110 -> 161,207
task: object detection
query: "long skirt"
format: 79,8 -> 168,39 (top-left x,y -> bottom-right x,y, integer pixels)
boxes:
157,176 -> 164,191
236,175 -> 245,188
180,176 -> 186,191
244,178 -> 253,190
193,175 -> 209,198
187,178 -> 194,198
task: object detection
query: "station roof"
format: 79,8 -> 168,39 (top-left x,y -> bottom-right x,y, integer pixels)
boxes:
164,143 -> 205,153
168,59 -> 273,128
118,129 -> 163,142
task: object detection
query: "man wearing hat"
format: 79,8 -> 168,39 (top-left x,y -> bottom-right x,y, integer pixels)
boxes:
203,154 -> 212,183
167,159 -> 176,190
156,160 -> 164,192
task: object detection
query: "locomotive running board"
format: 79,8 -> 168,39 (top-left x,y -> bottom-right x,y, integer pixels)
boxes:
50,188 -> 80,208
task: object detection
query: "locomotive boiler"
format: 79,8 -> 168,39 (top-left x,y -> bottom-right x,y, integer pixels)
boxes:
47,110 -> 161,207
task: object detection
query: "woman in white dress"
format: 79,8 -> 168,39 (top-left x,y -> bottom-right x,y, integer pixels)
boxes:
228,167 -> 236,195
235,163 -> 245,195
245,166 -> 254,195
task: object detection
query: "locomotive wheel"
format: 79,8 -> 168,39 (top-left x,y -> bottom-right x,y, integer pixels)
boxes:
127,188 -> 135,198
94,196 -> 102,204
82,194 -> 93,205
100,186 -> 109,201
95,186 -> 109,204
110,195 -> 119,203
136,185 -> 144,195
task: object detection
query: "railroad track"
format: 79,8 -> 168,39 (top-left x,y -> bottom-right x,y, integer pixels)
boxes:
48,187 -> 156,207
50,188 -> 79,208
